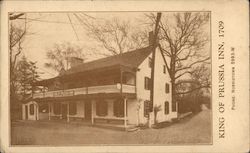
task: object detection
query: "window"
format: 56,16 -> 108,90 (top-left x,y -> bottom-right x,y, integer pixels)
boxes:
144,77 -> 151,90
144,100 -> 152,117
122,73 -> 135,85
148,57 -> 152,68
113,99 -> 125,117
163,65 -> 166,74
53,103 -> 61,115
172,101 -> 177,112
96,100 -> 108,116
164,101 -> 169,114
69,102 -> 77,115
30,104 -> 34,115
165,83 -> 170,93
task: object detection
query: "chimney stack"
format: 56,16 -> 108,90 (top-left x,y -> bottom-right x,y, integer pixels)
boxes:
149,31 -> 154,46
69,57 -> 84,68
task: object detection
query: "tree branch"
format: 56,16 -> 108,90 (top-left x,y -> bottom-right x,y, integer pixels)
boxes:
9,13 -> 24,20
176,57 -> 210,72
175,70 -> 194,79
175,84 -> 210,95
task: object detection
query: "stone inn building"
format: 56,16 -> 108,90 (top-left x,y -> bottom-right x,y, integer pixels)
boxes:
22,46 -> 178,128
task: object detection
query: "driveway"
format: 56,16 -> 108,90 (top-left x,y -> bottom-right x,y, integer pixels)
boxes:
11,110 -> 211,145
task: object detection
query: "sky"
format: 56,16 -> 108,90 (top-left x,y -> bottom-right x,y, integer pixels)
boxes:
10,12 -> 210,80
11,12 -> 150,79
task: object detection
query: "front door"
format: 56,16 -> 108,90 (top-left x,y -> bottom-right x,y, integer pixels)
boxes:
84,101 -> 92,120
61,104 -> 68,120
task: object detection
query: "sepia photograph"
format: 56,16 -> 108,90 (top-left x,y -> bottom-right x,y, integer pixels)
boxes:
9,11 -> 211,146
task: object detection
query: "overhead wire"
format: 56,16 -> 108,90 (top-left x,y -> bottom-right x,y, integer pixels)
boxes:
67,13 -> 80,40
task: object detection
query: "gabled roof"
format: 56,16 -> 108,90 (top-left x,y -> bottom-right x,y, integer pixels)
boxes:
64,46 -> 152,75
34,47 -> 152,85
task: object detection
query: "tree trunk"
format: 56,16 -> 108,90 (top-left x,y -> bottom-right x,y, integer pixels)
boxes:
154,111 -> 157,124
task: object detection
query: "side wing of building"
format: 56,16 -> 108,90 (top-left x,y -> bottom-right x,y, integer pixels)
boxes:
152,47 -> 177,122
135,47 -> 178,124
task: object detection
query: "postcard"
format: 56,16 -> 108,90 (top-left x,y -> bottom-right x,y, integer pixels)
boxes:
0,0 -> 249,152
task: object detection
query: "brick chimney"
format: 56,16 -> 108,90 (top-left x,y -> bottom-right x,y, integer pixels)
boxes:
69,57 -> 83,68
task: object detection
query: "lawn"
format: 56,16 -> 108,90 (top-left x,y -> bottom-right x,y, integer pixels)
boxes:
11,109 -> 212,145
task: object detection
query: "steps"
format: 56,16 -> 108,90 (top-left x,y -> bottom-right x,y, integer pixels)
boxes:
93,123 -> 138,131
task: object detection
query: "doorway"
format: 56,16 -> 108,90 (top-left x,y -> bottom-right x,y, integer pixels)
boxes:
84,101 -> 92,120
25,105 -> 28,120
61,104 -> 68,120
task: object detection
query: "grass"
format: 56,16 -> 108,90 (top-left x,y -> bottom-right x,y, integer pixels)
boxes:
11,110 -> 212,145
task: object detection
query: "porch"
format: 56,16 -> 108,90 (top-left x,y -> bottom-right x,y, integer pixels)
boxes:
32,64 -> 137,100
25,95 -> 137,130
33,84 -> 136,99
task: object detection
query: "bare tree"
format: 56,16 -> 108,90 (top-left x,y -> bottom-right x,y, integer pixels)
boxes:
75,15 -> 148,55
9,13 -> 28,120
9,14 -> 27,100
176,64 -> 211,95
146,12 -> 210,103
176,64 -> 211,113
44,42 -> 85,73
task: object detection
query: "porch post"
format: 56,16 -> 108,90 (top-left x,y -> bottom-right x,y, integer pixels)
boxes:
60,103 -> 62,119
36,104 -> 39,120
124,98 -> 127,128
91,100 -> 94,125
48,103 -> 51,120
120,69 -> 123,94
67,102 -> 70,122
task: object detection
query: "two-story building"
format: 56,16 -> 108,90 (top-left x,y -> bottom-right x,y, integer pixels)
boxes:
22,45 -> 178,129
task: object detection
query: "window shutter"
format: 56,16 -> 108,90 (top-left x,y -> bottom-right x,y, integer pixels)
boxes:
114,99 -> 125,117
144,100 -> 153,117
96,101 -> 101,116
96,100 -> 108,116
149,100 -> 153,112
148,78 -> 151,90
53,103 -> 61,115
165,101 -> 169,114
144,77 -> 151,90
165,83 -> 170,93
69,102 -> 77,115
144,101 -> 149,117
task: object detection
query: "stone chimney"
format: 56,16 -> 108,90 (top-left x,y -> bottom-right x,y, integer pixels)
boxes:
69,57 -> 84,68
149,31 -> 154,46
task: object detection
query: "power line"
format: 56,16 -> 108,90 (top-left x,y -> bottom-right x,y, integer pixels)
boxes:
67,13 -> 80,40
16,17 -> 82,26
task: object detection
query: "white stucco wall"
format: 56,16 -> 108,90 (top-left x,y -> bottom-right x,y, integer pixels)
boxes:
127,99 -> 138,124
136,52 -> 152,124
134,47 -> 177,125
153,47 -> 177,123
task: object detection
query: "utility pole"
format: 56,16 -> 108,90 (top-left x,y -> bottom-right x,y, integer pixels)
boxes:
149,12 -> 162,122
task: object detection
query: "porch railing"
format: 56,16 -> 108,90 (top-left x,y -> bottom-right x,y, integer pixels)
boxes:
33,84 -> 135,99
